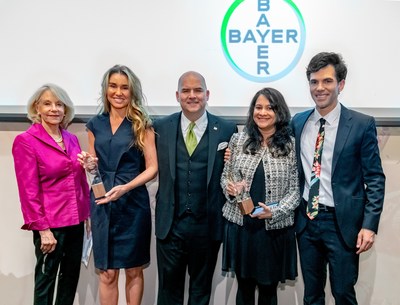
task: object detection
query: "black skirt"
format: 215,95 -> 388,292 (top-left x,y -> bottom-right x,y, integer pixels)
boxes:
222,219 -> 297,285
222,161 -> 297,285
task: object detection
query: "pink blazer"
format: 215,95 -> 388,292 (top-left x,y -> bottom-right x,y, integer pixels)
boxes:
12,123 -> 90,230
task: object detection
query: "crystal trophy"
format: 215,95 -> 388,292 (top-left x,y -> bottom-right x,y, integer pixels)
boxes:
229,169 -> 254,215
84,157 -> 106,200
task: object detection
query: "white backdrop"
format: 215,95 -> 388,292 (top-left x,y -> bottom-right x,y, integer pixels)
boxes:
0,0 -> 400,118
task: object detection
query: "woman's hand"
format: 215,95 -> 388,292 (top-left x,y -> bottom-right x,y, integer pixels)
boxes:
250,202 -> 273,219
95,184 -> 129,205
77,151 -> 98,169
224,148 -> 232,163
226,181 -> 238,197
39,229 -> 57,254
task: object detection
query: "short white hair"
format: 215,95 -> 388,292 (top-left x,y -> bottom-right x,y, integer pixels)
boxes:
27,83 -> 75,129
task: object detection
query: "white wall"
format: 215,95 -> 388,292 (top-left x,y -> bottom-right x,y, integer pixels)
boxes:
1,122 -> 399,304
1,0 -> 400,118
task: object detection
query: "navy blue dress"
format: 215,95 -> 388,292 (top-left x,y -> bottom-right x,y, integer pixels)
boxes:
87,113 -> 151,270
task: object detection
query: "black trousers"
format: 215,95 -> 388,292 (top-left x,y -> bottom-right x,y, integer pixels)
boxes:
297,210 -> 359,305
33,222 -> 84,305
236,276 -> 278,305
156,215 -> 220,305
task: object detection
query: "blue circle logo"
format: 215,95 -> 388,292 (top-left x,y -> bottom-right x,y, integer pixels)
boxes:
221,0 -> 306,82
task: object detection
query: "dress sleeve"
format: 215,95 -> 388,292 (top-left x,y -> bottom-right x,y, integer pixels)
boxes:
86,116 -> 95,134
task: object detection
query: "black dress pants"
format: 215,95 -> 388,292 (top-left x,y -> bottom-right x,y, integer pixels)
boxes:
156,214 -> 220,305
297,210 -> 359,305
33,223 -> 84,305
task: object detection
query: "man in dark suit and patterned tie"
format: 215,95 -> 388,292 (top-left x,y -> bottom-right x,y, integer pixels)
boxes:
153,71 -> 237,305
291,52 -> 385,305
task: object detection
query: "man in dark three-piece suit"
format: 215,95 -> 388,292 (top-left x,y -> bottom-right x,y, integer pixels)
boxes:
153,71 -> 237,305
291,52 -> 385,305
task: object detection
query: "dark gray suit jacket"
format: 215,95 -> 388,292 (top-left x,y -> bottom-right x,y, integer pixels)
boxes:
153,111 -> 237,241
291,105 -> 385,248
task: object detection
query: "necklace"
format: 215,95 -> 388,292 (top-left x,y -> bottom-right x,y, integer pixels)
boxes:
52,134 -> 63,143
54,136 -> 63,143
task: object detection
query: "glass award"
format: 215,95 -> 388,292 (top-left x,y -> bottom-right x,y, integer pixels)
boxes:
228,169 -> 254,215
84,157 -> 106,200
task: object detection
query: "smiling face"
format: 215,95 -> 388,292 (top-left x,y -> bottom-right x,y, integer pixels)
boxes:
176,72 -> 209,121
309,64 -> 345,116
36,90 -> 65,128
253,94 -> 276,134
106,73 -> 131,111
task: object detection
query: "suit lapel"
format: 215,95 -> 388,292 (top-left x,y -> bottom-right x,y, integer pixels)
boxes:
168,113 -> 180,180
207,113 -> 219,186
294,110 -> 313,177
332,106 -> 352,176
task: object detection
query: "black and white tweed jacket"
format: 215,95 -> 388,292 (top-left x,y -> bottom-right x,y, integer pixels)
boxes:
221,132 -> 300,230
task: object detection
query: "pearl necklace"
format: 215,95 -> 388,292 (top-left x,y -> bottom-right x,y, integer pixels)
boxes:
52,134 -> 63,143
54,136 -> 63,143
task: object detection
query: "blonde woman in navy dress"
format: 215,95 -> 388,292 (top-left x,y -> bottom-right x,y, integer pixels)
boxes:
81,65 -> 157,305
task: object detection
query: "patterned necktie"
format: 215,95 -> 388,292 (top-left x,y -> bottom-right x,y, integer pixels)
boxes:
185,122 -> 197,156
307,118 -> 326,220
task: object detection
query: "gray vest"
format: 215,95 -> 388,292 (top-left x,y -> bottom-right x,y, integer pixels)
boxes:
175,126 -> 209,218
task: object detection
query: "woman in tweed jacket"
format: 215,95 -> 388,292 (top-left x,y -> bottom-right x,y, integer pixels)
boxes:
221,87 -> 300,305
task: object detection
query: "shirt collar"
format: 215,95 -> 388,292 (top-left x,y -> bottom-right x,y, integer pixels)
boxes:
312,103 -> 341,126
181,111 -> 208,132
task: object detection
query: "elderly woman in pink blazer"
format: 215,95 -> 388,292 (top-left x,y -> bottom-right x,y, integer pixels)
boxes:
12,84 -> 90,305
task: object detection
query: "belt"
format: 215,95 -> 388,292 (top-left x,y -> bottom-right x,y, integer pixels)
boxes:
318,204 -> 335,212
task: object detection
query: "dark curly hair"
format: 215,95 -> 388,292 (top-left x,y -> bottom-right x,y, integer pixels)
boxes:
306,52 -> 347,82
243,87 -> 293,157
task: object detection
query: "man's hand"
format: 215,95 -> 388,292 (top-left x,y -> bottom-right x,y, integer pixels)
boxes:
356,228 -> 376,254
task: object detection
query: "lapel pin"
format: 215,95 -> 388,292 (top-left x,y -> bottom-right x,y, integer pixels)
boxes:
214,126 -> 218,130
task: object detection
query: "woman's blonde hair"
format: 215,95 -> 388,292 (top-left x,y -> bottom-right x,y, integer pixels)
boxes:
99,65 -> 151,151
27,83 -> 75,129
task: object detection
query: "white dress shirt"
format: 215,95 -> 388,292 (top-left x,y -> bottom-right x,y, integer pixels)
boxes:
300,103 -> 341,207
181,111 -> 208,144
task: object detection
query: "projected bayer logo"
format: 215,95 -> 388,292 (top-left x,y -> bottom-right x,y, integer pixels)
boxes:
221,0 -> 306,82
